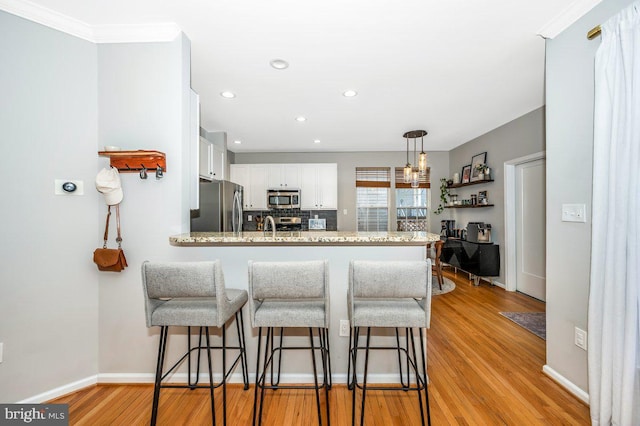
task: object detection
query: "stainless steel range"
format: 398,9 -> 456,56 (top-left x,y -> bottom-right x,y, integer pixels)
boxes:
274,216 -> 302,231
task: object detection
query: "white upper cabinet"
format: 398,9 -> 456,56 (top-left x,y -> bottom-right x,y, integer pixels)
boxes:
267,164 -> 300,189
300,163 -> 337,210
230,164 -> 268,210
199,137 -> 225,180
233,163 -> 336,210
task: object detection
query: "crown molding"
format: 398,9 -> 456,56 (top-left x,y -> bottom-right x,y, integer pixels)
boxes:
0,0 -> 181,43
537,0 -> 603,39
92,23 -> 181,44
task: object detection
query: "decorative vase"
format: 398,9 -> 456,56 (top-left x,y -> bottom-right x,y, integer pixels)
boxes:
478,173 -> 484,180
453,173 -> 460,184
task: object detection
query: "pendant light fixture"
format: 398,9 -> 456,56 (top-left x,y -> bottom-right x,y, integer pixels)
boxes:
402,130 -> 428,186
403,136 -> 412,183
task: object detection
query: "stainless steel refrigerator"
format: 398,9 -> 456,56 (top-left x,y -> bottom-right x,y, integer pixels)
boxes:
191,180 -> 243,232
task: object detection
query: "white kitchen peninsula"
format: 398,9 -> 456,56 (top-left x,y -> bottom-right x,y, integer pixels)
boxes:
168,231 -> 440,383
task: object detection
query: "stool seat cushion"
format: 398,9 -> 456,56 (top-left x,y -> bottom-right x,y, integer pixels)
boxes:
150,289 -> 248,327
352,298 -> 427,328
253,300 -> 326,328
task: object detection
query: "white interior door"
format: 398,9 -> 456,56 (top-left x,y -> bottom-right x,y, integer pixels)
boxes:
515,159 -> 546,300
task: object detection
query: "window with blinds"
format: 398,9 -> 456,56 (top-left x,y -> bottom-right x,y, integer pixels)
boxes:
394,167 -> 430,232
393,167 -> 430,188
356,167 -> 390,232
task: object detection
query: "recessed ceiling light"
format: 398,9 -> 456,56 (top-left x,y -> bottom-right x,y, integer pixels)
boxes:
343,90 -> 358,97
233,140 -> 242,144
313,139 -> 321,144
295,116 -> 307,122
220,91 -> 236,99
270,59 -> 289,70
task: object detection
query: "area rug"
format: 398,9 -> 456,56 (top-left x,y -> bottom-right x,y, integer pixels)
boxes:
500,312 -> 546,340
432,276 -> 455,296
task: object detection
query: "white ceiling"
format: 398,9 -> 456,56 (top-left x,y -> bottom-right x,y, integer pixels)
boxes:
4,0 -> 601,152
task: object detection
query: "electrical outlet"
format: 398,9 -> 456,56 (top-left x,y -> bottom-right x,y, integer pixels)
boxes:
248,215 -> 253,222
574,327 -> 587,350
339,320 -> 350,337
0,342 -> 3,363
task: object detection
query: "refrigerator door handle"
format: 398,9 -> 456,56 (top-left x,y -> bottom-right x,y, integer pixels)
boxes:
233,190 -> 242,233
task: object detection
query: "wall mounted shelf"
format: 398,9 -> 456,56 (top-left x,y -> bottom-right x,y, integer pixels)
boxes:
447,179 -> 493,189
98,150 -> 166,173
445,204 -> 494,209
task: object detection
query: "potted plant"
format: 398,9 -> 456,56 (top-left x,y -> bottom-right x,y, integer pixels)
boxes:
434,178 -> 450,215
475,163 -> 489,180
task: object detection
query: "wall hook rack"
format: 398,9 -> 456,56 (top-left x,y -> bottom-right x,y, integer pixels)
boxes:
98,150 -> 166,174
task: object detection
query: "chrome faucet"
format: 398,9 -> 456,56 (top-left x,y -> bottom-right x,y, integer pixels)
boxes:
264,215 -> 276,237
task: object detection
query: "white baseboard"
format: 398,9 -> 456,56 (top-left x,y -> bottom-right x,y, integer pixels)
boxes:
491,280 -> 505,289
542,365 -> 590,405
18,375 -> 98,403
97,372 -> 401,385
21,371 -> 422,402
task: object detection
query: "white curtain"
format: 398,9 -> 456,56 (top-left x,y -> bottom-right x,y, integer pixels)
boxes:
589,2 -> 640,425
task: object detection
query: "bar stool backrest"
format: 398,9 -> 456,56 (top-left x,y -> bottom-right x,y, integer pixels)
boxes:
349,260 -> 430,298
248,260 -> 329,327
349,260 -> 432,327
249,260 -> 328,299
141,260 -> 229,327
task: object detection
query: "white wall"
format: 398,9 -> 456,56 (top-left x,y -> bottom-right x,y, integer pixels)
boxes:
545,0 -> 635,396
448,107 -> 546,285
96,35 -> 194,375
0,11 -> 99,402
233,151 -> 450,233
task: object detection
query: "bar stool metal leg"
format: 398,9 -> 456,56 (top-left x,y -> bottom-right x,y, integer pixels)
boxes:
235,311 -> 250,390
204,328 -> 217,426
151,326 -> 168,426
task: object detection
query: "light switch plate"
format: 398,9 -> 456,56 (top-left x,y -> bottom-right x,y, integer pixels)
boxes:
574,327 -> 587,350
562,204 -> 586,223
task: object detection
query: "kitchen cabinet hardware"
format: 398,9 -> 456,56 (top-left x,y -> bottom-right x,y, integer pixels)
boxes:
98,150 -> 166,174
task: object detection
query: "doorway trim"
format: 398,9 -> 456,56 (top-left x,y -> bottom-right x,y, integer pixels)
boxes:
504,151 -> 546,292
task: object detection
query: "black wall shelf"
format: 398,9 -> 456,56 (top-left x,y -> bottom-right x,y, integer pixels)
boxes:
447,179 -> 493,189
445,204 -> 494,209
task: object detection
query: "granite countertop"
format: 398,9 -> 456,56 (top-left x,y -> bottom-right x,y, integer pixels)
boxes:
169,231 -> 440,247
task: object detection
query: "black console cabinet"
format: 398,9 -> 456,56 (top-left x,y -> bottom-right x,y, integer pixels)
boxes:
440,239 -> 500,277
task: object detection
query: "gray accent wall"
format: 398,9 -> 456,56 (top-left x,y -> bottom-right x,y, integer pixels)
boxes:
448,107 -> 546,285
0,11 -> 99,402
545,0 -> 635,395
233,151 -> 450,233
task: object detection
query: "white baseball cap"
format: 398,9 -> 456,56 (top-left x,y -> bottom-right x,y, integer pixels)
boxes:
95,167 -> 123,205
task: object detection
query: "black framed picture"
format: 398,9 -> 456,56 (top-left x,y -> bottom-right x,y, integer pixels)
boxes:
461,164 -> 472,184
470,152 -> 487,181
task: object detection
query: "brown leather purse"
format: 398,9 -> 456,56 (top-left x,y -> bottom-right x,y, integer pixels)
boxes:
93,205 -> 128,272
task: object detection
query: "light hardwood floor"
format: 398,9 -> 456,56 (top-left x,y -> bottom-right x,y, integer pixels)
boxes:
50,270 -> 590,425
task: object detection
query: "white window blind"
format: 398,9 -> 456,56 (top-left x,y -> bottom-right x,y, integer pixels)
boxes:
356,167 -> 390,231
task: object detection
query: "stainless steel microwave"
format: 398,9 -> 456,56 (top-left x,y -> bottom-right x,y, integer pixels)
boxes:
267,189 -> 300,209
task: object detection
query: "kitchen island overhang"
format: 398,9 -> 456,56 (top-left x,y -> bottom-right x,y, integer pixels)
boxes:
170,231 -> 440,247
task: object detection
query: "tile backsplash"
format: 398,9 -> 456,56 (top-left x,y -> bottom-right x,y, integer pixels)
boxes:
243,209 -> 337,231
